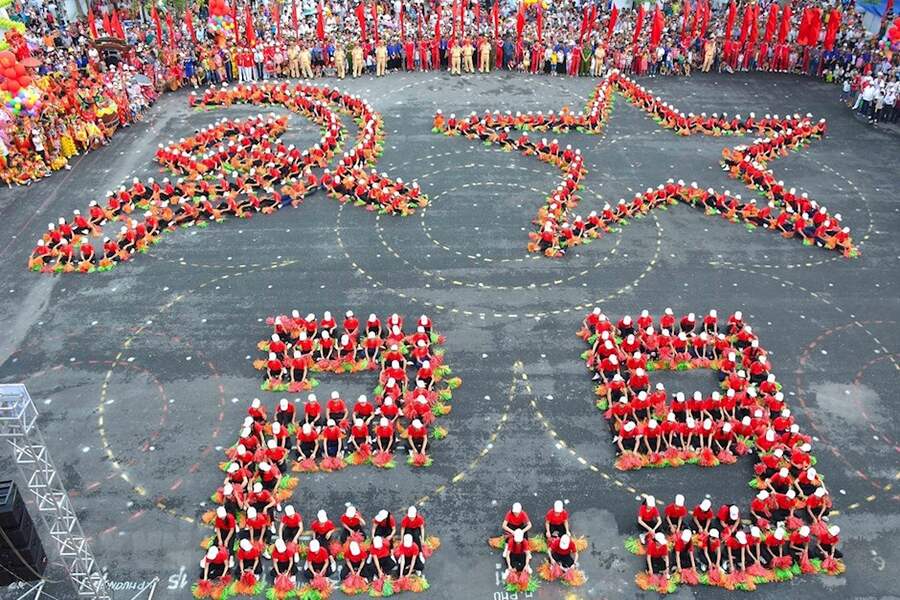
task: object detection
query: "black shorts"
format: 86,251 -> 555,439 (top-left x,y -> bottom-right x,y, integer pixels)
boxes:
509,552 -> 527,571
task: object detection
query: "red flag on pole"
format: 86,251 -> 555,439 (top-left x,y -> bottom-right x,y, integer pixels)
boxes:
748,4 -> 759,47
316,2 -> 325,40
777,4 -> 791,45
292,0 -> 299,33
461,0 -> 467,38
650,6 -> 663,47
738,5 -> 752,46
151,6 -> 162,47
231,2 -> 238,42
452,0 -> 459,39
355,3 -> 367,43
763,4 -> 778,44
185,9 -> 196,43
578,6 -> 588,43
372,2 -> 379,43
699,0 -> 710,39
165,11 -> 175,49
632,4 -> 645,46
474,0 -> 480,26
417,11 -> 423,39
399,5 -> 405,41
111,10 -> 125,39
589,3 -> 598,34
607,5 -> 618,40
536,2 -> 543,43
435,4 -> 442,39
491,0 -> 499,39
516,1 -> 525,45
681,0 -> 692,43
724,0 -> 736,39
87,6 -> 98,39
102,11 -> 111,37
823,8 -> 841,50
274,3 -> 281,40
245,5 -> 255,46
808,7 -> 822,46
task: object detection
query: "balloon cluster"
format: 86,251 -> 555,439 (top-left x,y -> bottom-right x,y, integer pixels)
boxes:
207,0 -> 235,36
888,17 -> 900,50
0,50 -> 41,117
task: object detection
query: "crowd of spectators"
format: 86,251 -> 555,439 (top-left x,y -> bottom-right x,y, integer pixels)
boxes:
0,0 -> 896,185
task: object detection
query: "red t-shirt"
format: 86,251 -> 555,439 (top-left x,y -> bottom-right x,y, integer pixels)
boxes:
505,511 -> 529,528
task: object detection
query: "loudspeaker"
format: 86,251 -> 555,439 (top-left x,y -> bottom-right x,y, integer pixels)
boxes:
0,480 -> 48,585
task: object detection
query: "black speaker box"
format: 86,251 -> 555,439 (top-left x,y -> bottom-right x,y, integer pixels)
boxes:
0,480 -> 26,529
0,480 -> 47,585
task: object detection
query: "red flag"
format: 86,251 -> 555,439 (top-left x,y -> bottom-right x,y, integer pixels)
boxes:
516,1 -> 525,45
491,0 -> 499,39
536,2 -> 543,43
797,7 -> 811,45
738,5 -> 752,46
607,5 -> 618,40
87,6 -> 98,39
274,3 -> 281,39
748,4 -> 759,47
699,0 -> 710,39
474,0 -> 480,26
461,0 -> 467,38
763,4 -> 778,44
632,4 -> 645,46
823,8 -> 841,50
650,6 -> 663,47
185,9 -> 196,43
681,0 -> 691,41
356,3 -> 367,43
151,6 -> 162,47
232,2 -> 239,42
292,0 -> 299,33
166,11 -> 175,49
399,5 -> 405,41
417,11 -> 423,39
372,2 -> 379,43
589,3 -> 598,34
102,11 -> 111,37
435,4 -> 442,39
316,2 -> 325,40
111,10 -> 125,38
452,0 -> 459,39
777,3 -> 791,45
724,0 -> 736,39
807,7 -> 822,46
578,6 -> 588,43
245,5 -> 255,46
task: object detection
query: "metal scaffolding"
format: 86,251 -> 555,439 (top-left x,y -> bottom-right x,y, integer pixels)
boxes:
0,384 -> 109,599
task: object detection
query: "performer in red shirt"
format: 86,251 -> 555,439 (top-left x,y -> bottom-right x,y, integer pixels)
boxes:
303,539 -> 335,580
400,506 -> 425,546
502,529 -> 531,579
311,509 -> 336,547
502,503 -> 532,538
279,505 -> 303,545
367,535 -> 396,579
200,545 -> 231,580
548,533 -> 578,570
396,533 -> 425,577
340,505 -> 366,541
545,500 -> 570,539
644,532 -> 670,577
237,538 -> 261,575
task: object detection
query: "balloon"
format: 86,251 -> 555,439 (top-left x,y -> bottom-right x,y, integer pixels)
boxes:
13,63 -> 24,77
17,75 -> 30,87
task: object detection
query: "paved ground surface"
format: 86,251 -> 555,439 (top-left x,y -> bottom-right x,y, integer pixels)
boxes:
0,71 -> 897,599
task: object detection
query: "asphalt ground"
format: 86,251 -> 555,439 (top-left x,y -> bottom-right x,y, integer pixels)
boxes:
0,70 -> 897,599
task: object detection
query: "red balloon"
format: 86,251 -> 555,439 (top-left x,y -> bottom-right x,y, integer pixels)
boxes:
6,80 -> 20,94
18,75 -> 31,88
4,66 -> 16,79
13,63 -> 25,77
